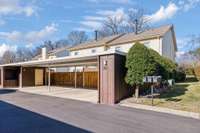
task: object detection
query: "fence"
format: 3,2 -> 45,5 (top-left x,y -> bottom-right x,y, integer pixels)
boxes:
50,71 -> 98,89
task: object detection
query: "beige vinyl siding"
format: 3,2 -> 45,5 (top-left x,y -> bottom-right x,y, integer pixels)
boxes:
162,30 -> 176,61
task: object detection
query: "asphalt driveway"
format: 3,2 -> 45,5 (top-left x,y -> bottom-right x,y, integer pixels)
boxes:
11,86 -> 98,103
0,89 -> 200,133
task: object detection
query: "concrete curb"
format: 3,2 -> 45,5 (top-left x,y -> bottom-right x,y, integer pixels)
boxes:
120,103 -> 200,120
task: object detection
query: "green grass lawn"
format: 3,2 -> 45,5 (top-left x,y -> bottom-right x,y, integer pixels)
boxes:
135,77 -> 200,113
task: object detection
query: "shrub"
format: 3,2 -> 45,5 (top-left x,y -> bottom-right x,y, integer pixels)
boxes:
194,65 -> 200,80
149,49 -> 177,80
185,67 -> 195,75
174,68 -> 186,82
125,42 -> 158,98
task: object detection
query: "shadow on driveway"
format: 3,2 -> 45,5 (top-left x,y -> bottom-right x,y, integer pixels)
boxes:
0,101 -> 90,133
0,89 -> 17,95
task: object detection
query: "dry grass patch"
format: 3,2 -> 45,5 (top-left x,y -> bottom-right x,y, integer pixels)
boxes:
125,80 -> 200,113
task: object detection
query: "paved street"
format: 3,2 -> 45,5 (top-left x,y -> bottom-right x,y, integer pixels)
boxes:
0,89 -> 200,133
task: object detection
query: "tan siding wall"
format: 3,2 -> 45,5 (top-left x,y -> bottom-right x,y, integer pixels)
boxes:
162,30 -> 176,61
99,54 -> 130,105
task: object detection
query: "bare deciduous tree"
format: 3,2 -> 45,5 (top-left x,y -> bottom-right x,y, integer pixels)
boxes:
1,50 -> 16,64
128,8 -> 150,34
103,15 -> 124,35
43,40 -> 55,51
16,48 -> 34,62
33,40 -> 56,56
99,8 -> 150,38
67,31 -> 88,45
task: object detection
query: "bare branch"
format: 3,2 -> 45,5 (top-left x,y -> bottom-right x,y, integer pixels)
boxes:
67,31 -> 88,45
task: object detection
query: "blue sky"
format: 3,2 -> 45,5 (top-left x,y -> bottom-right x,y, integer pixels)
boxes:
0,0 -> 200,57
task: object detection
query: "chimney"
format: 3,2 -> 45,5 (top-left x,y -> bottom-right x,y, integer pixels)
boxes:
41,47 -> 47,60
135,19 -> 138,34
95,30 -> 98,41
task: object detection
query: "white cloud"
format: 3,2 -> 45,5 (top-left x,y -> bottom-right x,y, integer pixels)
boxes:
25,23 -> 58,43
80,21 -> 102,29
25,43 -> 34,48
147,2 -> 179,23
97,8 -> 127,18
87,0 -> 133,4
146,1 -> 200,23
0,23 -> 58,44
0,31 -> 22,42
79,1 -> 200,31
0,43 -> 17,57
84,16 -> 106,21
23,6 -> 35,17
79,8 -> 127,31
0,0 -> 36,17
179,0 -> 200,11
176,51 -> 186,58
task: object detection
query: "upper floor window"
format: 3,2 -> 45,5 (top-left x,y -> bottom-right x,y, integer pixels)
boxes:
115,46 -> 121,51
143,41 -> 150,46
74,52 -> 79,55
91,49 -> 96,53
104,46 -> 110,51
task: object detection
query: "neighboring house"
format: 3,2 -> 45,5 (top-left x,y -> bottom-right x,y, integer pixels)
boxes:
69,25 -> 177,61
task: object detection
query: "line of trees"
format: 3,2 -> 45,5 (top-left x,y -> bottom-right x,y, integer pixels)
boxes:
0,30 -> 89,64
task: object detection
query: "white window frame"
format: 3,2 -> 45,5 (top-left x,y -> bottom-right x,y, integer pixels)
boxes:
74,51 -> 79,55
91,49 -> 96,53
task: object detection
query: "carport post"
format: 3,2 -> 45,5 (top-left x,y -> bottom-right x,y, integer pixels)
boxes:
82,66 -> 85,88
0,67 -> 4,88
48,66 -> 51,92
74,66 -> 77,88
19,66 -> 23,88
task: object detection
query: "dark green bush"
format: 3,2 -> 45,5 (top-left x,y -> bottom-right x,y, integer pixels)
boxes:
125,42 -> 178,97
174,68 -> 186,82
125,42 -> 158,86
149,49 -> 177,80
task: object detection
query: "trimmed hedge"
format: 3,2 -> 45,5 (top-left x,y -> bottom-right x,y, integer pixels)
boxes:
125,42 -> 157,86
125,42 -> 177,85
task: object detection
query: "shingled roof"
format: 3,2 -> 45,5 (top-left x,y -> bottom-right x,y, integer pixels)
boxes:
68,34 -> 124,51
69,25 -> 177,51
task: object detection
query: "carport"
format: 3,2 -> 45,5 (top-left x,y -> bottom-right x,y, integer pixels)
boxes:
0,50 -> 131,105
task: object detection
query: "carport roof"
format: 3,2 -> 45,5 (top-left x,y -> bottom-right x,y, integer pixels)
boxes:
0,50 -> 126,68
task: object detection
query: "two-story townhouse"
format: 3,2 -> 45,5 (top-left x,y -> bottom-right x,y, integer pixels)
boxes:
68,25 -> 177,61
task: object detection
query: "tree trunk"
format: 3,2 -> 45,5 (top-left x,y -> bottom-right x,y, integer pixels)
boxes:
135,85 -> 139,99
